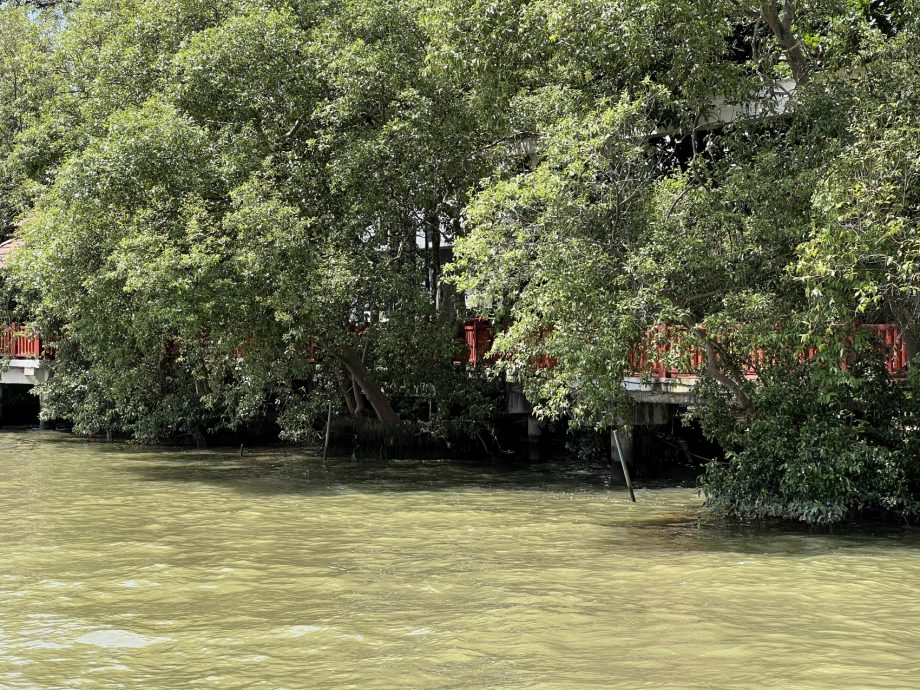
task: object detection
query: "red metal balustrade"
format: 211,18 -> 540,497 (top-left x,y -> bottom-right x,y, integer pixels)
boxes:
870,324 -> 908,376
2,320 -> 909,377
463,317 -> 494,365
0,323 -> 42,359
625,324 -> 909,378
460,320 -> 910,377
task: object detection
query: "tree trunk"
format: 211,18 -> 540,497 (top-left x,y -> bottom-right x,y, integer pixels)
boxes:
698,331 -> 755,413
429,212 -> 441,310
352,376 -> 367,417
335,345 -> 400,425
339,374 -> 357,416
761,0 -> 810,85
192,426 -> 207,449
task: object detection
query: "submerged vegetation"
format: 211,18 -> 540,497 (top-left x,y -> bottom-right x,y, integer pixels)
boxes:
0,0 -> 918,523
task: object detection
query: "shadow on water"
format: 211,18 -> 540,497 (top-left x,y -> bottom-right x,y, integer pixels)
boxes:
123,450 -> 623,494
610,513 -> 920,558
20,428 -> 625,493
16,430 -> 920,557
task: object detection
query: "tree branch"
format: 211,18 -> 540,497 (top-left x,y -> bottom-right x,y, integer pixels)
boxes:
761,0 -> 810,85
334,344 -> 400,425
697,329 -> 755,412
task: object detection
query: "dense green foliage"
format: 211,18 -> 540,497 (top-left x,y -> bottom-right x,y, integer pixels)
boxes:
448,0 -> 920,522
0,6 -> 55,239
0,0 -> 918,521
694,342 -> 920,523
4,0 -> 511,443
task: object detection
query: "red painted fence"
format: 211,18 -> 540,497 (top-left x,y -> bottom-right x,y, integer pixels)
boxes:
3,320 -> 909,377
463,317 -> 494,364
0,323 -> 42,359
871,324 -> 909,375
459,320 -> 910,377
628,323 -> 909,379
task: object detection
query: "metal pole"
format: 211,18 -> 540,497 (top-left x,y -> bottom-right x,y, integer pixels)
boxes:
322,400 -> 332,463
612,429 -> 636,503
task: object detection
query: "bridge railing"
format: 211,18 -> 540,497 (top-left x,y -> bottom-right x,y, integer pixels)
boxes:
629,323 -> 909,379
869,324 -> 908,375
463,317 -> 494,365
5,318 -> 906,375
0,323 -> 42,360
459,320 -> 910,378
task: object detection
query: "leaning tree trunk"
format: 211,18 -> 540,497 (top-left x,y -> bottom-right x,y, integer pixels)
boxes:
335,345 -> 400,425
351,376 -> 367,417
697,330 -> 755,413
339,373 -> 357,416
761,0 -> 810,86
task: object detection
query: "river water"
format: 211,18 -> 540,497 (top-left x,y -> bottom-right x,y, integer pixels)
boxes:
2,430 -> 920,689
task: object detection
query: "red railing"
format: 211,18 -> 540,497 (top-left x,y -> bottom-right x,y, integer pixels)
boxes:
0,323 -> 42,359
4,318 -> 908,376
463,317 -> 494,365
630,325 -> 705,379
459,320 -> 910,378
870,324 -> 908,375
628,324 -> 909,379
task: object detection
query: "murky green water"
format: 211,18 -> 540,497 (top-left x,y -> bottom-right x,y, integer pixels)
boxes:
2,430 -> 920,689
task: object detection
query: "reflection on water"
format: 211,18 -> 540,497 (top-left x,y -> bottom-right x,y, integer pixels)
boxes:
2,430 -> 920,688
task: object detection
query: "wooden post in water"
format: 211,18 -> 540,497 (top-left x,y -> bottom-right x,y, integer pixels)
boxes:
612,428 -> 636,503
322,400 -> 332,463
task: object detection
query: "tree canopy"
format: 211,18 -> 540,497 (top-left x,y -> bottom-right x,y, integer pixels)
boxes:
6,0 -> 519,442
450,0 -> 920,522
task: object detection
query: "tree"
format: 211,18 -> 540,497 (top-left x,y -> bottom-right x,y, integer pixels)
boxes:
0,5 -> 56,241
450,0 -> 920,522
8,0 -> 517,442
797,17 -> 920,361
450,0 -> 843,421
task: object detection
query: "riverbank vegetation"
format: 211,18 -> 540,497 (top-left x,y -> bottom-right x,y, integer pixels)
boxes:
0,0 -> 918,523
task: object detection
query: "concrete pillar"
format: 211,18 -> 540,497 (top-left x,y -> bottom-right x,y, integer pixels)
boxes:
633,402 -> 671,426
